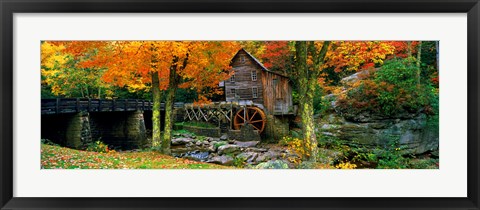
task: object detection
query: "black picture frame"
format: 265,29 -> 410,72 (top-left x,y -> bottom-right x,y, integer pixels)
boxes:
1,0 -> 479,209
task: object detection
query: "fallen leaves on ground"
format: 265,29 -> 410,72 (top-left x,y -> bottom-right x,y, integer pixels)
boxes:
41,144 -> 231,169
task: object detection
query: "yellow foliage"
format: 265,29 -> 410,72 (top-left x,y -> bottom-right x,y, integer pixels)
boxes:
335,162 -> 357,169
280,136 -> 316,163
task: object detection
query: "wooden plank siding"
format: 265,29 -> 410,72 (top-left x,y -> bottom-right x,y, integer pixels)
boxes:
225,50 -> 264,105
261,71 -> 293,114
224,49 -> 293,115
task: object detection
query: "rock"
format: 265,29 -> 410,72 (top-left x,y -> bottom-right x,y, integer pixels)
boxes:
195,141 -> 202,146
207,155 -> 234,166
217,144 -> 241,155
255,160 -> 289,169
319,99 -> 438,154
212,141 -> 227,149
234,141 -> 259,148
181,133 -> 194,139
184,151 -> 209,162
263,150 -> 281,159
236,152 -> 258,163
220,134 -> 229,141
207,145 -> 216,152
245,147 -> 268,153
171,137 -> 192,145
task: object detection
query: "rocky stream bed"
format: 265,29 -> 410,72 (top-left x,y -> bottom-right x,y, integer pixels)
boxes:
170,132 -> 301,169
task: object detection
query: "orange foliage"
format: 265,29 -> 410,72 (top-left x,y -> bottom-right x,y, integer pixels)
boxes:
324,41 -> 396,73
51,41 -> 240,98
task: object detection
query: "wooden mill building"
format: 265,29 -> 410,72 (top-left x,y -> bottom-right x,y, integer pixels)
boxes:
222,48 -> 294,115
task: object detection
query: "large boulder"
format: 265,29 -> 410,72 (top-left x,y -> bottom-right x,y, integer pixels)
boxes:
207,155 -> 234,166
316,71 -> 439,155
217,144 -> 241,155
234,141 -> 259,148
319,113 -> 438,154
236,152 -> 259,164
171,137 -> 193,145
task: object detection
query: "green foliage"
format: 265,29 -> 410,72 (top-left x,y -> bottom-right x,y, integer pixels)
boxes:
255,160 -> 289,169
172,129 -> 196,136
86,140 -> 111,153
374,58 -> 427,115
337,58 -> 438,117
174,88 -> 198,103
313,85 -> 332,115
408,157 -> 439,169
213,141 -> 228,149
289,130 -> 301,139
233,156 -> 247,167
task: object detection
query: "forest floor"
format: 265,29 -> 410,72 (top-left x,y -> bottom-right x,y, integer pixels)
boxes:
41,144 -> 231,169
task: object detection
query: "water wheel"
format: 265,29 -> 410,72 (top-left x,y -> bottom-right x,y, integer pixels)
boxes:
233,106 -> 267,133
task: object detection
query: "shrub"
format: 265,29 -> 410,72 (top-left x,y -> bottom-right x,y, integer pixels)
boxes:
335,162 -> 357,169
233,156 -> 247,167
279,136 -> 310,162
86,140 -> 111,153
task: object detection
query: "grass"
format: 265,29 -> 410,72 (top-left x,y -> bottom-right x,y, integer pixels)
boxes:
41,144 -> 231,169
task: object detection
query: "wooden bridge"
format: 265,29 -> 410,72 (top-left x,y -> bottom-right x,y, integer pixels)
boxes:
41,98 -> 184,115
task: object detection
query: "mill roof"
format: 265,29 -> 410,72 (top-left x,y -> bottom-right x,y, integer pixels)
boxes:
231,48 -> 289,78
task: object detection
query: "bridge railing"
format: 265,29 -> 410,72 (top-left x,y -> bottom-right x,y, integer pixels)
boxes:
41,98 -> 158,115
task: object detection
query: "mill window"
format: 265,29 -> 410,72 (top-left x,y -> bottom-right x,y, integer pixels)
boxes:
230,74 -> 235,83
252,87 -> 258,98
251,70 -> 257,81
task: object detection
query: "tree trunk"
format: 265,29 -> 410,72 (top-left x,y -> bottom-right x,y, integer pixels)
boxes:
407,41 -> 412,57
416,41 -> 423,84
151,71 -> 162,148
80,86 -> 85,98
294,41 -> 330,162
162,53 -> 188,155
161,68 -> 179,155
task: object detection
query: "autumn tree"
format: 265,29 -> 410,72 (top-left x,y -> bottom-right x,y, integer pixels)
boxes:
260,41 -> 292,74
52,41 -> 238,154
41,41 -> 113,98
290,41 -> 398,161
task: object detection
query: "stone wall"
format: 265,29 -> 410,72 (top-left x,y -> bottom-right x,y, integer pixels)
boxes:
263,115 -> 290,143
42,111 -> 148,150
65,112 -> 92,149
228,124 -> 261,142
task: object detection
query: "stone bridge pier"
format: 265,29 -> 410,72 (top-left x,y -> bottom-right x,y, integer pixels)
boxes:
41,111 -> 148,150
